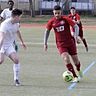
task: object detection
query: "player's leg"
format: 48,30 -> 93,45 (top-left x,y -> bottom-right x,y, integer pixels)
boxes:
9,52 -> 20,86
0,53 -> 5,64
81,37 -> 88,52
61,52 -> 77,78
71,55 -> 83,78
7,46 -> 20,86
69,42 -> 82,77
61,52 -> 79,82
79,26 -> 88,52
68,43 -> 81,82
0,47 -> 5,64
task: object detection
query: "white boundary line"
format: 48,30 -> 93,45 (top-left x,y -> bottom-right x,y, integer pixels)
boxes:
68,61 -> 96,90
17,42 -> 96,46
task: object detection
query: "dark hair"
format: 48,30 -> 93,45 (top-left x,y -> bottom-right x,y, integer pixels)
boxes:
53,5 -> 61,10
8,0 -> 14,4
70,7 -> 76,10
12,9 -> 22,16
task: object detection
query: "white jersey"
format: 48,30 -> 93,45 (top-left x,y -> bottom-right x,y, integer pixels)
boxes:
0,8 -> 12,19
0,18 -> 19,47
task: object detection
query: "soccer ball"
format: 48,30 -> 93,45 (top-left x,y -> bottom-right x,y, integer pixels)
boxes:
62,71 -> 73,82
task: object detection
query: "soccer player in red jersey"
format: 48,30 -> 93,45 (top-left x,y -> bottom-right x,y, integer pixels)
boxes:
44,5 -> 82,82
68,7 -> 88,52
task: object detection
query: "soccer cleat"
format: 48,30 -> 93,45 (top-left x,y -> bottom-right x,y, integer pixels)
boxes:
14,79 -> 20,86
78,70 -> 83,78
71,77 -> 79,83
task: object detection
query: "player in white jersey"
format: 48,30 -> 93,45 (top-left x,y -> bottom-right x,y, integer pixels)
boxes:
0,0 -> 14,20
0,9 -> 26,86
0,0 -> 18,52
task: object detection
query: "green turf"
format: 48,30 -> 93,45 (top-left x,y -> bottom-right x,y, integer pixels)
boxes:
0,23 -> 96,96
21,15 -> 96,25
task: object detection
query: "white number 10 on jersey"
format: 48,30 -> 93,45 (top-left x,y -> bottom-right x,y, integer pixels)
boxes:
56,26 -> 64,32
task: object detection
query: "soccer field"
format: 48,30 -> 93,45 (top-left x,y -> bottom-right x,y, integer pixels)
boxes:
0,23 -> 96,96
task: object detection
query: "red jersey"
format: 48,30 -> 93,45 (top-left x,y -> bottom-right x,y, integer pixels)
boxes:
68,13 -> 83,28
68,13 -> 80,21
46,16 -> 75,47
68,13 -> 83,38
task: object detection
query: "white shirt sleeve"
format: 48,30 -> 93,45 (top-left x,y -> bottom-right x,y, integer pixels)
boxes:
0,22 -> 7,33
0,10 -> 6,19
17,23 -> 20,31
0,9 -> 12,19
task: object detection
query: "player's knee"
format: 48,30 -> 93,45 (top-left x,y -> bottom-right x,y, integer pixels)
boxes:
62,56 -> 70,64
65,57 -> 70,63
14,59 -> 19,64
74,59 -> 80,65
61,53 -> 70,64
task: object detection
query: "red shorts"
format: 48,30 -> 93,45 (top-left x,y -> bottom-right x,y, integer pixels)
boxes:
57,44 -> 77,55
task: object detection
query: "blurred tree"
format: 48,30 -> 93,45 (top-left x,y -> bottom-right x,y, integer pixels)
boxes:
62,0 -> 71,14
29,0 -> 35,17
55,0 -> 59,2
55,0 -> 61,5
54,0 -> 69,14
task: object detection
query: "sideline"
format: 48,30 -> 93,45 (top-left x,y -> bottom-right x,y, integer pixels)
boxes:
68,61 -> 96,90
21,23 -> 96,29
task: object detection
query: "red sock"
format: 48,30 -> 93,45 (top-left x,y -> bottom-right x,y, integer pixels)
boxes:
75,62 -> 81,71
66,63 -> 77,77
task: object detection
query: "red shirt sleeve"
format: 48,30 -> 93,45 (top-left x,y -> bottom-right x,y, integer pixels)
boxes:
64,16 -> 75,27
46,18 -> 53,30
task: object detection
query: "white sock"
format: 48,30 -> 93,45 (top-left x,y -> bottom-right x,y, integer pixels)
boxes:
13,63 -> 20,81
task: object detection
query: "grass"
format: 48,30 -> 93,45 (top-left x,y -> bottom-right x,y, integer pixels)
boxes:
0,18 -> 96,96
21,15 -> 96,25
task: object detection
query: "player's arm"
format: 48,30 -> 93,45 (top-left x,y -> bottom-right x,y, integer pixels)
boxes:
44,29 -> 50,51
0,10 -> 5,21
66,17 -> 79,41
0,16 -> 4,21
74,14 -> 81,24
75,20 -> 80,24
17,30 -> 26,49
0,32 -> 5,49
0,22 -> 6,49
44,19 -> 52,51
73,24 -> 79,41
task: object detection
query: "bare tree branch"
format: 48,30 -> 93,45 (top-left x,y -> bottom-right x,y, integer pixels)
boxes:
29,0 -> 35,17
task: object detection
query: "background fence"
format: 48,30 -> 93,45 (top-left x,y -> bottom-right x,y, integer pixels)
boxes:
0,0 -> 96,15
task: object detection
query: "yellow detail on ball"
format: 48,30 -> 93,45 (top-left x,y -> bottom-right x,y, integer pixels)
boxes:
62,71 -> 73,82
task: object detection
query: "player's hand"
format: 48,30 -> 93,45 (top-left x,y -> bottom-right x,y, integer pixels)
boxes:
77,37 -> 81,44
73,20 -> 75,22
21,43 -> 27,50
44,44 -> 48,51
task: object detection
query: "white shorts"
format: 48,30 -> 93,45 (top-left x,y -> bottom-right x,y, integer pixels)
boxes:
0,45 -> 16,56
